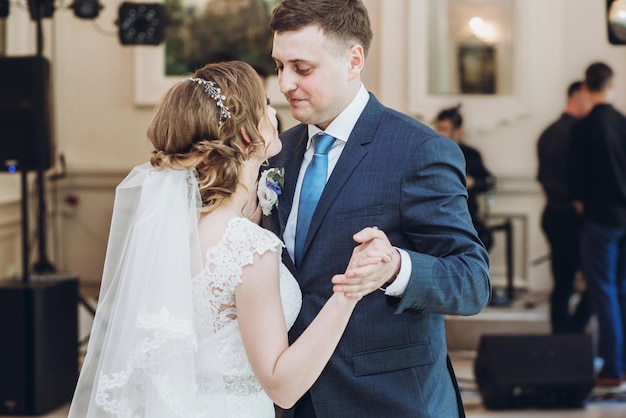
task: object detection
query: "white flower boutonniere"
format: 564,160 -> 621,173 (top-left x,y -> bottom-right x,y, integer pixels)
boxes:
257,167 -> 285,216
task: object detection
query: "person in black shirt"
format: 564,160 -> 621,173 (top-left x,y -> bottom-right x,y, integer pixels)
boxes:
435,105 -> 495,251
537,81 -> 593,335
570,62 -> 626,387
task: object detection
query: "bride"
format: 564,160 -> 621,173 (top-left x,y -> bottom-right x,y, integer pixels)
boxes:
68,61 -> 388,417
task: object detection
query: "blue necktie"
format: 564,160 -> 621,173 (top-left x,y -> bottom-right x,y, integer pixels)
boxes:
294,133 -> 335,266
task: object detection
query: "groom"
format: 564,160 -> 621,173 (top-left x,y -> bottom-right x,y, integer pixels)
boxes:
265,0 -> 491,416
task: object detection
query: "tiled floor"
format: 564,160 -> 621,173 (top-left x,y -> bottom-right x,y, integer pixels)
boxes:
4,292 -> 626,417
448,291 -> 626,417
453,353 -> 626,417
4,390 -> 626,417
3,382 -> 626,416
5,362 -> 626,418
0,405 -> 69,418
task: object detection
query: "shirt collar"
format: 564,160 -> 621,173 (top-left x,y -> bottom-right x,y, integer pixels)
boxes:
307,84 -> 369,148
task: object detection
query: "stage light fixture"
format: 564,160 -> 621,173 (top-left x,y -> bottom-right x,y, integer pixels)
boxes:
0,0 -> 9,18
117,2 -> 166,46
71,0 -> 103,19
608,0 -> 626,44
27,0 -> 54,19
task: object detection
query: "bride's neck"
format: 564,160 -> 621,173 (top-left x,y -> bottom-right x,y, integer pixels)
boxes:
220,158 -> 261,218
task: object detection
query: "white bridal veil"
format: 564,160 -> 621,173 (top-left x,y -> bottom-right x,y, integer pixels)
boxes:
68,162 -> 204,417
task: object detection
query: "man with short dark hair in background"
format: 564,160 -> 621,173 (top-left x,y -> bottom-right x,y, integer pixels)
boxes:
570,62 -> 626,387
537,80 -> 593,335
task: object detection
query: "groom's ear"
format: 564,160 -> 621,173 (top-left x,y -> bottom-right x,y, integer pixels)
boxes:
348,44 -> 365,81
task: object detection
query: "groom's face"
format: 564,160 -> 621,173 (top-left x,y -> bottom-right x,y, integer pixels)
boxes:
272,24 -> 355,131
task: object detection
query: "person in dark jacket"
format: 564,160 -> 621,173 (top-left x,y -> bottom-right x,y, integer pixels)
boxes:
435,105 -> 495,251
537,80 -> 593,335
570,62 -> 626,387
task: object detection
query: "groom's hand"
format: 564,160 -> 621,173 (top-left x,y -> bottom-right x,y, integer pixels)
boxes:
332,227 -> 400,298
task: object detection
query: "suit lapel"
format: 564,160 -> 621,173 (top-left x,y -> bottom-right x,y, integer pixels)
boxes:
277,126 -> 308,235
300,95 -> 385,261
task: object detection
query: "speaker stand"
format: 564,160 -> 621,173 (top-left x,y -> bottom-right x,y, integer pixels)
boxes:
488,219 -> 514,307
31,0 -> 56,277
33,169 -> 55,275
20,172 -> 30,284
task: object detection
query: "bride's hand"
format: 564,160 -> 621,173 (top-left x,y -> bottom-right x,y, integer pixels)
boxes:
332,227 -> 399,299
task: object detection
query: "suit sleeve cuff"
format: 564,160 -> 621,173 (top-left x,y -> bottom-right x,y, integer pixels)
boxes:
383,248 -> 412,297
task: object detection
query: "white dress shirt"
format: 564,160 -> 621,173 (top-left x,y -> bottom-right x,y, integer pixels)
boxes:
284,85 -> 411,296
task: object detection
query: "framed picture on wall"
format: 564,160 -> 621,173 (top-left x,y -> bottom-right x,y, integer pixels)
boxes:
457,43 -> 496,94
134,0 -> 279,106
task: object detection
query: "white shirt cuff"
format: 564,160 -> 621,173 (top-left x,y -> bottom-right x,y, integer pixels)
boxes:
384,248 -> 412,297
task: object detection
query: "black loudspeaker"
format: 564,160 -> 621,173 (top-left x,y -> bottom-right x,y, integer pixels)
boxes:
474,334 -> 595,410
0,277 -> 78,415
0,56 -> 54,172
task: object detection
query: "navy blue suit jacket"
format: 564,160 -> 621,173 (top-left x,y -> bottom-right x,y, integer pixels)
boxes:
267,94 -> 491,417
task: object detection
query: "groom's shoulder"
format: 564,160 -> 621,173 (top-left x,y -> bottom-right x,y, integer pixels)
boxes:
373,109 -> 443,149
363,94 -> 439,141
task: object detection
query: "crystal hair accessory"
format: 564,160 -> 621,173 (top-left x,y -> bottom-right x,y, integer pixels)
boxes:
183,77 -> 232,125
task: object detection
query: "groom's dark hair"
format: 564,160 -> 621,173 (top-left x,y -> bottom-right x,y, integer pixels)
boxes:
269,0 -> 373,58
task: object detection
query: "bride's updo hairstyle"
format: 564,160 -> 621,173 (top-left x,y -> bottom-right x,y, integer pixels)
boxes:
147,60 -> 268,211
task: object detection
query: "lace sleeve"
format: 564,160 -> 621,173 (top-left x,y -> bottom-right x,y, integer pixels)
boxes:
199,217 -> 284,333
227,217 -> 284,269
190,217 -> 299,412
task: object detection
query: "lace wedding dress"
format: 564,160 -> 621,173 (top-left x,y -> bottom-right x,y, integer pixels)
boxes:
68,164 -> 302,418
191,217 -> 302,417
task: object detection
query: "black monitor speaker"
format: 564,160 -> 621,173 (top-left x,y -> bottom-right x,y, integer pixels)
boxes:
474,334 -> 595,410
0,277 -> 78,415
0,56 -> 54,172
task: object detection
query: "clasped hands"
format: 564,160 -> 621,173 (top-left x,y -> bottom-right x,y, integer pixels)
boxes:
245,192 -> 399,299
332,227 -> 401,299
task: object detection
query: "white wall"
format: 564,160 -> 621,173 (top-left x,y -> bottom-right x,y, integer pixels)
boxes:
1,0 -> 625,293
